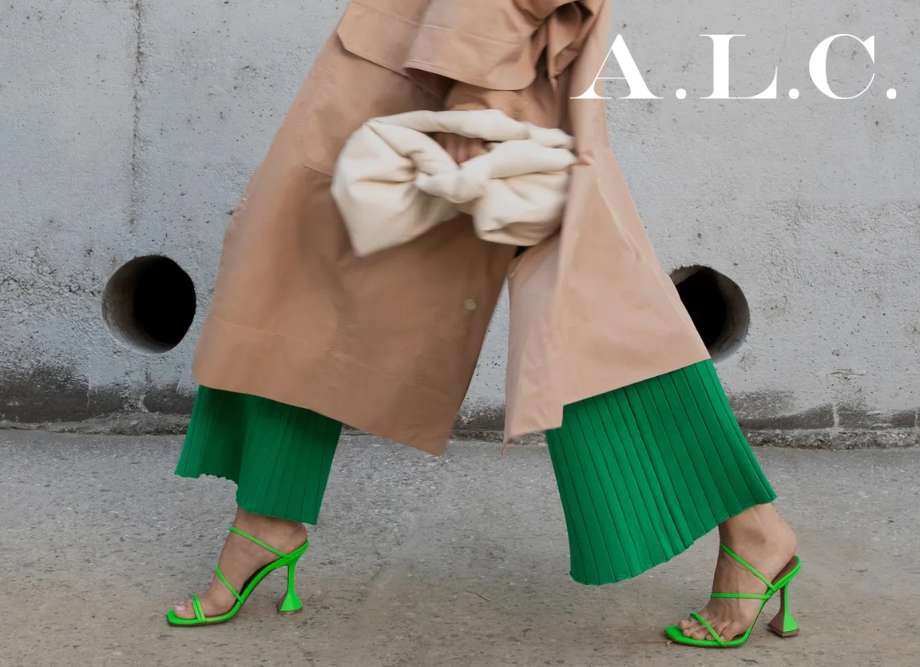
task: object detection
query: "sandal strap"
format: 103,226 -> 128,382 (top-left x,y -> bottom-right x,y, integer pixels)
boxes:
711,591 -> 770,600
228,526 -> 286,558
191,594 -> 205,622
689,611 -> 724,645
214,564 -> 243,602
719,543 -> 777,593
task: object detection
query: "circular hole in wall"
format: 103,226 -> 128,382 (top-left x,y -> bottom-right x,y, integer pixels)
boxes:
670,265 -> 749,360
102,255 -> 196,353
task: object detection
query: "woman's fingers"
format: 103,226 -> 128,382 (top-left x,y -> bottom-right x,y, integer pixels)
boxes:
433,132 -> 453,159
466,138 -> 487,161
451,134 -> 466,163
434,133 -> 486,164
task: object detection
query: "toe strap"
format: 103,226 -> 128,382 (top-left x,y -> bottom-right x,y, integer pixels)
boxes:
689,611 -> 724,645
214,565 -> 243,602
191,595 -> 205,622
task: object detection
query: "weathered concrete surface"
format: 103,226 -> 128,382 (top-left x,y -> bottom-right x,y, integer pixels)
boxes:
1,430 -> 917,666
1,2 -> 919,444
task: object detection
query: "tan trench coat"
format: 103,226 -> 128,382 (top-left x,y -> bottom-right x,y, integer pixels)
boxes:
191,0 -> 711,456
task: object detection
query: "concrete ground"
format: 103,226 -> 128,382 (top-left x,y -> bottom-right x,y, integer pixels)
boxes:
1,430 -> 918,666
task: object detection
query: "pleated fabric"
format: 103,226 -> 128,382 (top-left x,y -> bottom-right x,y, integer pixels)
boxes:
176,359 -> 775,582
545,358 -> 777,585
175,385 -> 342,524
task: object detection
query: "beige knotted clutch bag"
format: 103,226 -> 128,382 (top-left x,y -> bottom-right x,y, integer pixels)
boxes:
331,109 -> 577,257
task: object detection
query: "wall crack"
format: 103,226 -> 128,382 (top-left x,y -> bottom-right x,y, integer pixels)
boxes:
129,0 -> 146,228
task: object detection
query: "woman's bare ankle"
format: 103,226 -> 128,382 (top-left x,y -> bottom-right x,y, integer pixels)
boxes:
234,507 -> 308,549
719,503 -> 797,565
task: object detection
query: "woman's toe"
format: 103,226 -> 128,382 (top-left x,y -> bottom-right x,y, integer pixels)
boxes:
697,622 -> 720,640
678,619 -> 695,632
173,599 -> 193,617
692,617 -> 719,640
683,622 -> 702,638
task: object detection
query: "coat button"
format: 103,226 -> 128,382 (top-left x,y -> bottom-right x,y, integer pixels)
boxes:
463,297 -> 478,311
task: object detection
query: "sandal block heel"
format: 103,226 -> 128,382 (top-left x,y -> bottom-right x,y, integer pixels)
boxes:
278,564 -> 304,614
767,581 -> 800,638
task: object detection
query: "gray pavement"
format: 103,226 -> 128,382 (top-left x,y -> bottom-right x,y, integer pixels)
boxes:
1,430 -> 918,666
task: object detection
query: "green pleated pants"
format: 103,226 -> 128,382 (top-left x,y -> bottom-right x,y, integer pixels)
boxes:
176,387 -> 342,524
176,358 -> 775,584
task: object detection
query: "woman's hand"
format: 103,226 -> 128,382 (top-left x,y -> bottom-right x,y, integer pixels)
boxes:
435,101 -> 489,164
434,133 -> 487,164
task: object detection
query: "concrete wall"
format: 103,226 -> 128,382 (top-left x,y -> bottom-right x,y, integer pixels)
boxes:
1,1 -> 918,446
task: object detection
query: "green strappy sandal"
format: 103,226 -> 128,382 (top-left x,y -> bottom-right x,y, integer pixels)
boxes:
166,526 -> 309,627
664,543 -> 802,648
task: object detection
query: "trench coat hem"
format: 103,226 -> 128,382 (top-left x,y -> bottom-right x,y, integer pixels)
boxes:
191,312 -> 458,456
500,348 -> 714,449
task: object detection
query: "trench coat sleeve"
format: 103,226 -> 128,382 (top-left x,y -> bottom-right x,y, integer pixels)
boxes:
403,0 -> 604,92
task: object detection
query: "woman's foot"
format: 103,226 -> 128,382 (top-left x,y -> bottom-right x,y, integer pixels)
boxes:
172,507 -> 308,619
676,503 -> 798,643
